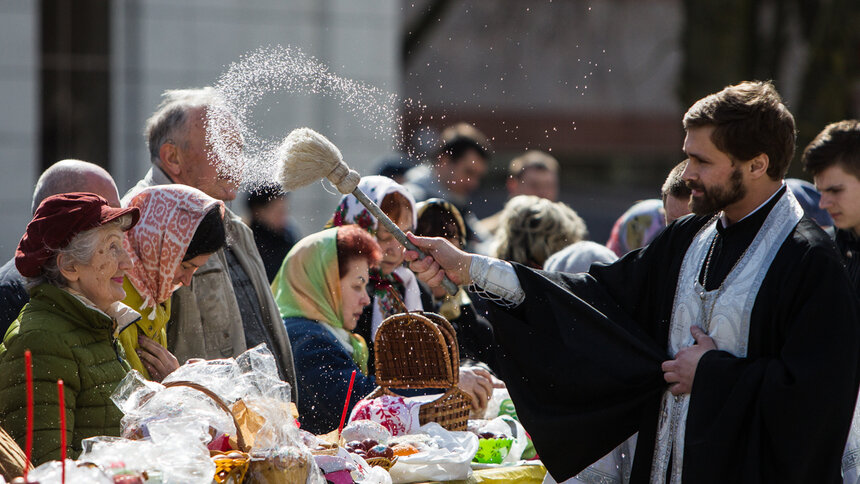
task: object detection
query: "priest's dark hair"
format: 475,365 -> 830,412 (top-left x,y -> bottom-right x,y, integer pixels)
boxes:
683,80 -> 796,181
183,206 -> 226,261
801,120 -> 860,178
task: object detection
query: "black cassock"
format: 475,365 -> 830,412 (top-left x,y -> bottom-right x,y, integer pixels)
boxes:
488,203 -> 860,483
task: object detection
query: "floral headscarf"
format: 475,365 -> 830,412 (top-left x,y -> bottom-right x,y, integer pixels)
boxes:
606,199 -> 666,257
326,176 -> 422,340
271,228 -> 369,373
328,176 -> 418,236
123,185 -> 223,317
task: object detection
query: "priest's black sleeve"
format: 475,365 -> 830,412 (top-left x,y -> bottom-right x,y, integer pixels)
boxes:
487,263 -> 668,480
483,216 -> 705,480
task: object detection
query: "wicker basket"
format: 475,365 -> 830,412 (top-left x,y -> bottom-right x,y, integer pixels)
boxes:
368,312 -> 471,431
137,382 -> 314,483
212,450 -> 251,484
0,424 -> 29,478
309,443 -> 339,456
245,452 -> 310,484
365,456 -> 398,471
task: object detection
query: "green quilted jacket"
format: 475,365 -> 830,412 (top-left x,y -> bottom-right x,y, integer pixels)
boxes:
0,284 -> 130,465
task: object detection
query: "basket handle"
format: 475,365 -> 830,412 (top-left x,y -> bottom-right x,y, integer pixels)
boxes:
161,381 -> 247,451
385,286 -> 408,314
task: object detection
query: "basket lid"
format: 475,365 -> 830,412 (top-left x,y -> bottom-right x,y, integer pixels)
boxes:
417,312 -> 460,379
373,312 -> 459,388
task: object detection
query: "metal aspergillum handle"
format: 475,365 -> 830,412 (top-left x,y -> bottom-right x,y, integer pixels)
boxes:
351,188 -> 459,295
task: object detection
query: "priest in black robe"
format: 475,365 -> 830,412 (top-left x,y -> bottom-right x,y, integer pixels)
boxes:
404,81 -> 860,484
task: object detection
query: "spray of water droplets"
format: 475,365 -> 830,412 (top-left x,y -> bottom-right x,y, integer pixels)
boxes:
206,45 -> 407,189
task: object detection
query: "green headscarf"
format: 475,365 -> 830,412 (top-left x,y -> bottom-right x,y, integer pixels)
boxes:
272,227 -> 369,373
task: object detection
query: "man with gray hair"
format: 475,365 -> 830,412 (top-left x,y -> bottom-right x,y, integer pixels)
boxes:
0,159 -> 121,336
127,87 -> 298,399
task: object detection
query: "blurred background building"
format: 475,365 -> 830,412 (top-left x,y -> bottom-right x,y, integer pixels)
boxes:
0,0 -> 858,258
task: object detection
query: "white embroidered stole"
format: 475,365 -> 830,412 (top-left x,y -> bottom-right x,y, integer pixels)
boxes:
649,189 -> 803,484
841,397 -> 860,480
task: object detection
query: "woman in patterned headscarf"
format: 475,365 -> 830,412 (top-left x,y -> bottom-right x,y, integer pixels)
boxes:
605,199 -> 666,257
120,184 -> 226,381
325,175 -> 423,375
272,225 -> 382,434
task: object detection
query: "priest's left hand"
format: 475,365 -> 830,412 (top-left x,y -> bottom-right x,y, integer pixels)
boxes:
661,326 -> 716,395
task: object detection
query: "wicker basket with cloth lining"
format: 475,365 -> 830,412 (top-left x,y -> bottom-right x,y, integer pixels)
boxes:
367,311 -> 471,431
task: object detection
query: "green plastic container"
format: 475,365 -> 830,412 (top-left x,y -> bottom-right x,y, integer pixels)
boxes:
472,438 -> 514,464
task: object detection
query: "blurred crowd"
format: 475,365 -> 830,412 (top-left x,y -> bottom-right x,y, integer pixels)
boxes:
0,83 -> 858,483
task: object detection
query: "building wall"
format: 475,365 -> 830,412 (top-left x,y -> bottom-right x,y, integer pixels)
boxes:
0,2 -> 38,259
401,0 -> 684,241
0,0 -> 399,260
401,0 -> 684,157
111,0 -> 401,235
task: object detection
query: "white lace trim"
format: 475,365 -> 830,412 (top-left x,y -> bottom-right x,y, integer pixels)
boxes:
468,255 -> 524,307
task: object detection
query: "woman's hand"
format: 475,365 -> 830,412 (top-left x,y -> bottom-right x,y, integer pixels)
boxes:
137,335 -> 179,382
457,366 -> 494,412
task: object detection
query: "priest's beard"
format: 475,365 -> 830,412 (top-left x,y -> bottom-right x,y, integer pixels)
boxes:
688,167 -> 746,216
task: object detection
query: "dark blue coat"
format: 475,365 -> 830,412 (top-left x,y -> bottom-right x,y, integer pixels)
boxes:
283,317 -> 376,435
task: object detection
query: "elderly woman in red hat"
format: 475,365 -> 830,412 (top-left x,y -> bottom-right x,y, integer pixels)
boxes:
0,193 -> 146,465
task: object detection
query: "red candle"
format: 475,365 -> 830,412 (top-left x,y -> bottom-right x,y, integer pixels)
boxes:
337,370 -> 357,438
24,349 -> 33,479
58,379 -> 66,484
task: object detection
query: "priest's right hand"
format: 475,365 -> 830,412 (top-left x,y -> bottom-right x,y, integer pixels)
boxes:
404,233 -> 473,287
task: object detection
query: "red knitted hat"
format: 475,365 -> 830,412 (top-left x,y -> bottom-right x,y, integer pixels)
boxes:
15,192 -> 140,277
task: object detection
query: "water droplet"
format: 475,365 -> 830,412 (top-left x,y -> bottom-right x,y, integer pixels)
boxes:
206,45 -> 420,188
